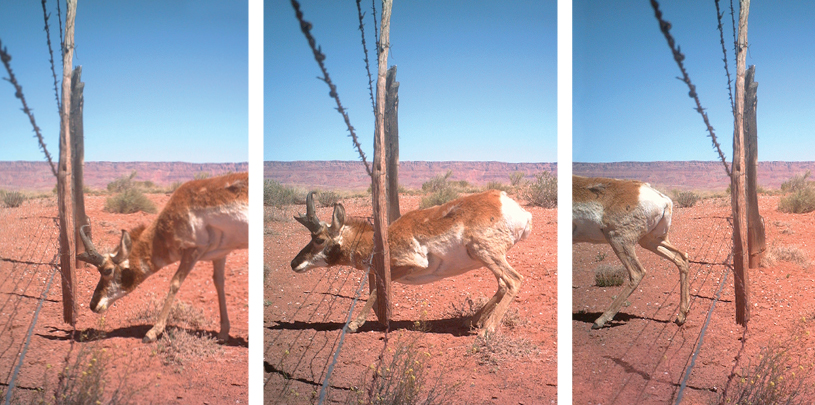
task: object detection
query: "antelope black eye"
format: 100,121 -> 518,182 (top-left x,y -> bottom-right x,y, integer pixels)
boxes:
101,267 -> 113,277
314,237 -> 325,245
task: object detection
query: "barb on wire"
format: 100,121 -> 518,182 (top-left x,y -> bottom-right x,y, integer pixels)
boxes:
371,0 -> 380,58
291,0 -> 372,177
56,0 -> 64,59
0,40 -> 58,178
715,0 -> 735,116
650,0 -> 731,178
41,0 -> 62,115
355,0 -> 376,116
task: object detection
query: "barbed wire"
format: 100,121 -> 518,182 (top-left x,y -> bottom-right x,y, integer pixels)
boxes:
55,0 -> 64,60
290,0 -> 372,177
371,0 -> 379,58
355,0 -> 376,117
649,0 -> 731,178
715,0 -> 735,116
40,0 -> 62,116
0,41 -> 58,178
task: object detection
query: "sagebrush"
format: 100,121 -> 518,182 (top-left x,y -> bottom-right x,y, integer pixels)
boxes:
522,171 -> 557,208
264,179 -> 303,207
104,188 -> 157,214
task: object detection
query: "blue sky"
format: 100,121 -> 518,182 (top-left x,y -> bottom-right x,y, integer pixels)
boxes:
0,1 -> 247,163
574,1 -> 815,163
266,0 -> 557,163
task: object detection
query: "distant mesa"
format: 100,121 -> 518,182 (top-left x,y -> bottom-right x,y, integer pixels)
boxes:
0,161 -> 248,191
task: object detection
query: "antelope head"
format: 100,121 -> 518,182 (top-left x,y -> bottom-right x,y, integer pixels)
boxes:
291,192 -> 346,273
77,225 -> 138,313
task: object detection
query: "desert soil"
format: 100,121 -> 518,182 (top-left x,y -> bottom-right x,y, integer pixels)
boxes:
573,195 -> 815,404
265,194 -> 557,404
0,194 -> 248,404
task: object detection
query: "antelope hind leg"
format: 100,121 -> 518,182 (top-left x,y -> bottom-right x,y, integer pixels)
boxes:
593,240 -> 646,329
213,257 -> 230,343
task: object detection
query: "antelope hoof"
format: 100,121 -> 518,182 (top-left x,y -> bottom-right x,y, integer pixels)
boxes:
143,327 -> 162,343
218,332 -> 230,344
591,321 -> 605,330
675,314 -> 687,326
346,321 -> 361,333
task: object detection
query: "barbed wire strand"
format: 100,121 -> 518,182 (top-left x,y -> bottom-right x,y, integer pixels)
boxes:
650,0 -> 731,178
715,0 -> 735,116
355,0 -> 376,116
290,0 -> 372,177
0,41 -> 58,178
55,0 -> 64,60
318,265 -> 372,405
675,265 -> 729,404
40,0 -> 62,115
371,0 -> 379,58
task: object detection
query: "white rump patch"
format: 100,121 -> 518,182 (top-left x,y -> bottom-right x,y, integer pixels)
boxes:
500,192 -> 532,243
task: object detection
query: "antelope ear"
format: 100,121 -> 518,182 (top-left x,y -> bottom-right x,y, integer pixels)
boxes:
112,230 -> 132,264
329,203 -> 345,236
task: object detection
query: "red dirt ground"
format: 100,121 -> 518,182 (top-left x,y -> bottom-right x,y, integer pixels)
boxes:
0,194 -> 248,404
265,194 -> 557,404
573,195 -> 815,404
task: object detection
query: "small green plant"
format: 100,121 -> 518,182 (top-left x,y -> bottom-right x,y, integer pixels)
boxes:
104,188 -> 157,214
778,186 -> 815,214
594,264 -> 626,287
422,170 -> 454,193
2,190 -> 26,208
595,252 -> 607,262
672,190 -> 700,208
522,171 -> 557,208
346,338 -> 457,405
264,179 -> 303,207
721,319 -> 815,404
107,171 -> 138,193
193,171 -> 211,180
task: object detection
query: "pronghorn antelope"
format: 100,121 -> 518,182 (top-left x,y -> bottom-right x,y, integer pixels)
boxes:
291,189 -> 532,335
77,172 -> 248,343
572,175 -> 690,329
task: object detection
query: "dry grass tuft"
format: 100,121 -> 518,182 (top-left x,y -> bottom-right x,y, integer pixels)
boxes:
469,331 -> 540,366
594,264 -> 627,287
155,328 -> 224,369
762,244 -> 809,268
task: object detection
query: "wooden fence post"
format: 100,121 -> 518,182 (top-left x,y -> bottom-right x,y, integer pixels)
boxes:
744,65 -> 764,269
58,0 -> 78,326
370,0 -> 393,326
71,66 -> 89,267
731,0 -> 751,326
385,65 -> 400,224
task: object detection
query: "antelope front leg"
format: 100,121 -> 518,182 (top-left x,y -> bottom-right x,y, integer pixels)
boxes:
593,240 -> 645,329
144,250 -> 198,343
347,288 -> 377,332
213,257 -> 230,343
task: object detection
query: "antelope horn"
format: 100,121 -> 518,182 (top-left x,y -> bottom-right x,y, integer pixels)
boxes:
76,225 -> 105,267
294,191 -> 322,233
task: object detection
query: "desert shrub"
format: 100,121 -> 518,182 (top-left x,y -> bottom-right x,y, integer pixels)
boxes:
167,181 -> 184,194
264,179 -> 303,207
594,263 -> 626,287
778,186 -> 815,214
39,342 -> 141,405
485,181 -> 511,192
422,170 -> 454,193
469,331 -> 540,366
156,328 -> 224,369
107,171 -> 138,193
523,171 -> 557,208
420,187 -> 459,209
672,190 -> 700,208
131,299 -> 206,330
104,188 -> 157,214
194,171 -> 211,180
721,321 -> 815,404
781,171 -> 811,193
2,190 -> 26,208
509,171 -> 525,186
762,244 -> 809,268
317,190 -> 341,207
346,337 -> 457,405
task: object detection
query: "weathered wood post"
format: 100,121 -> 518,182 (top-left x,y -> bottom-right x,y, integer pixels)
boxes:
70,66 -> 89,267
731,0 -> 751,326
370,0 -> 393,326
744,65 -> 764,269
385,65 -> 400,224
58,0 -> 78,325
